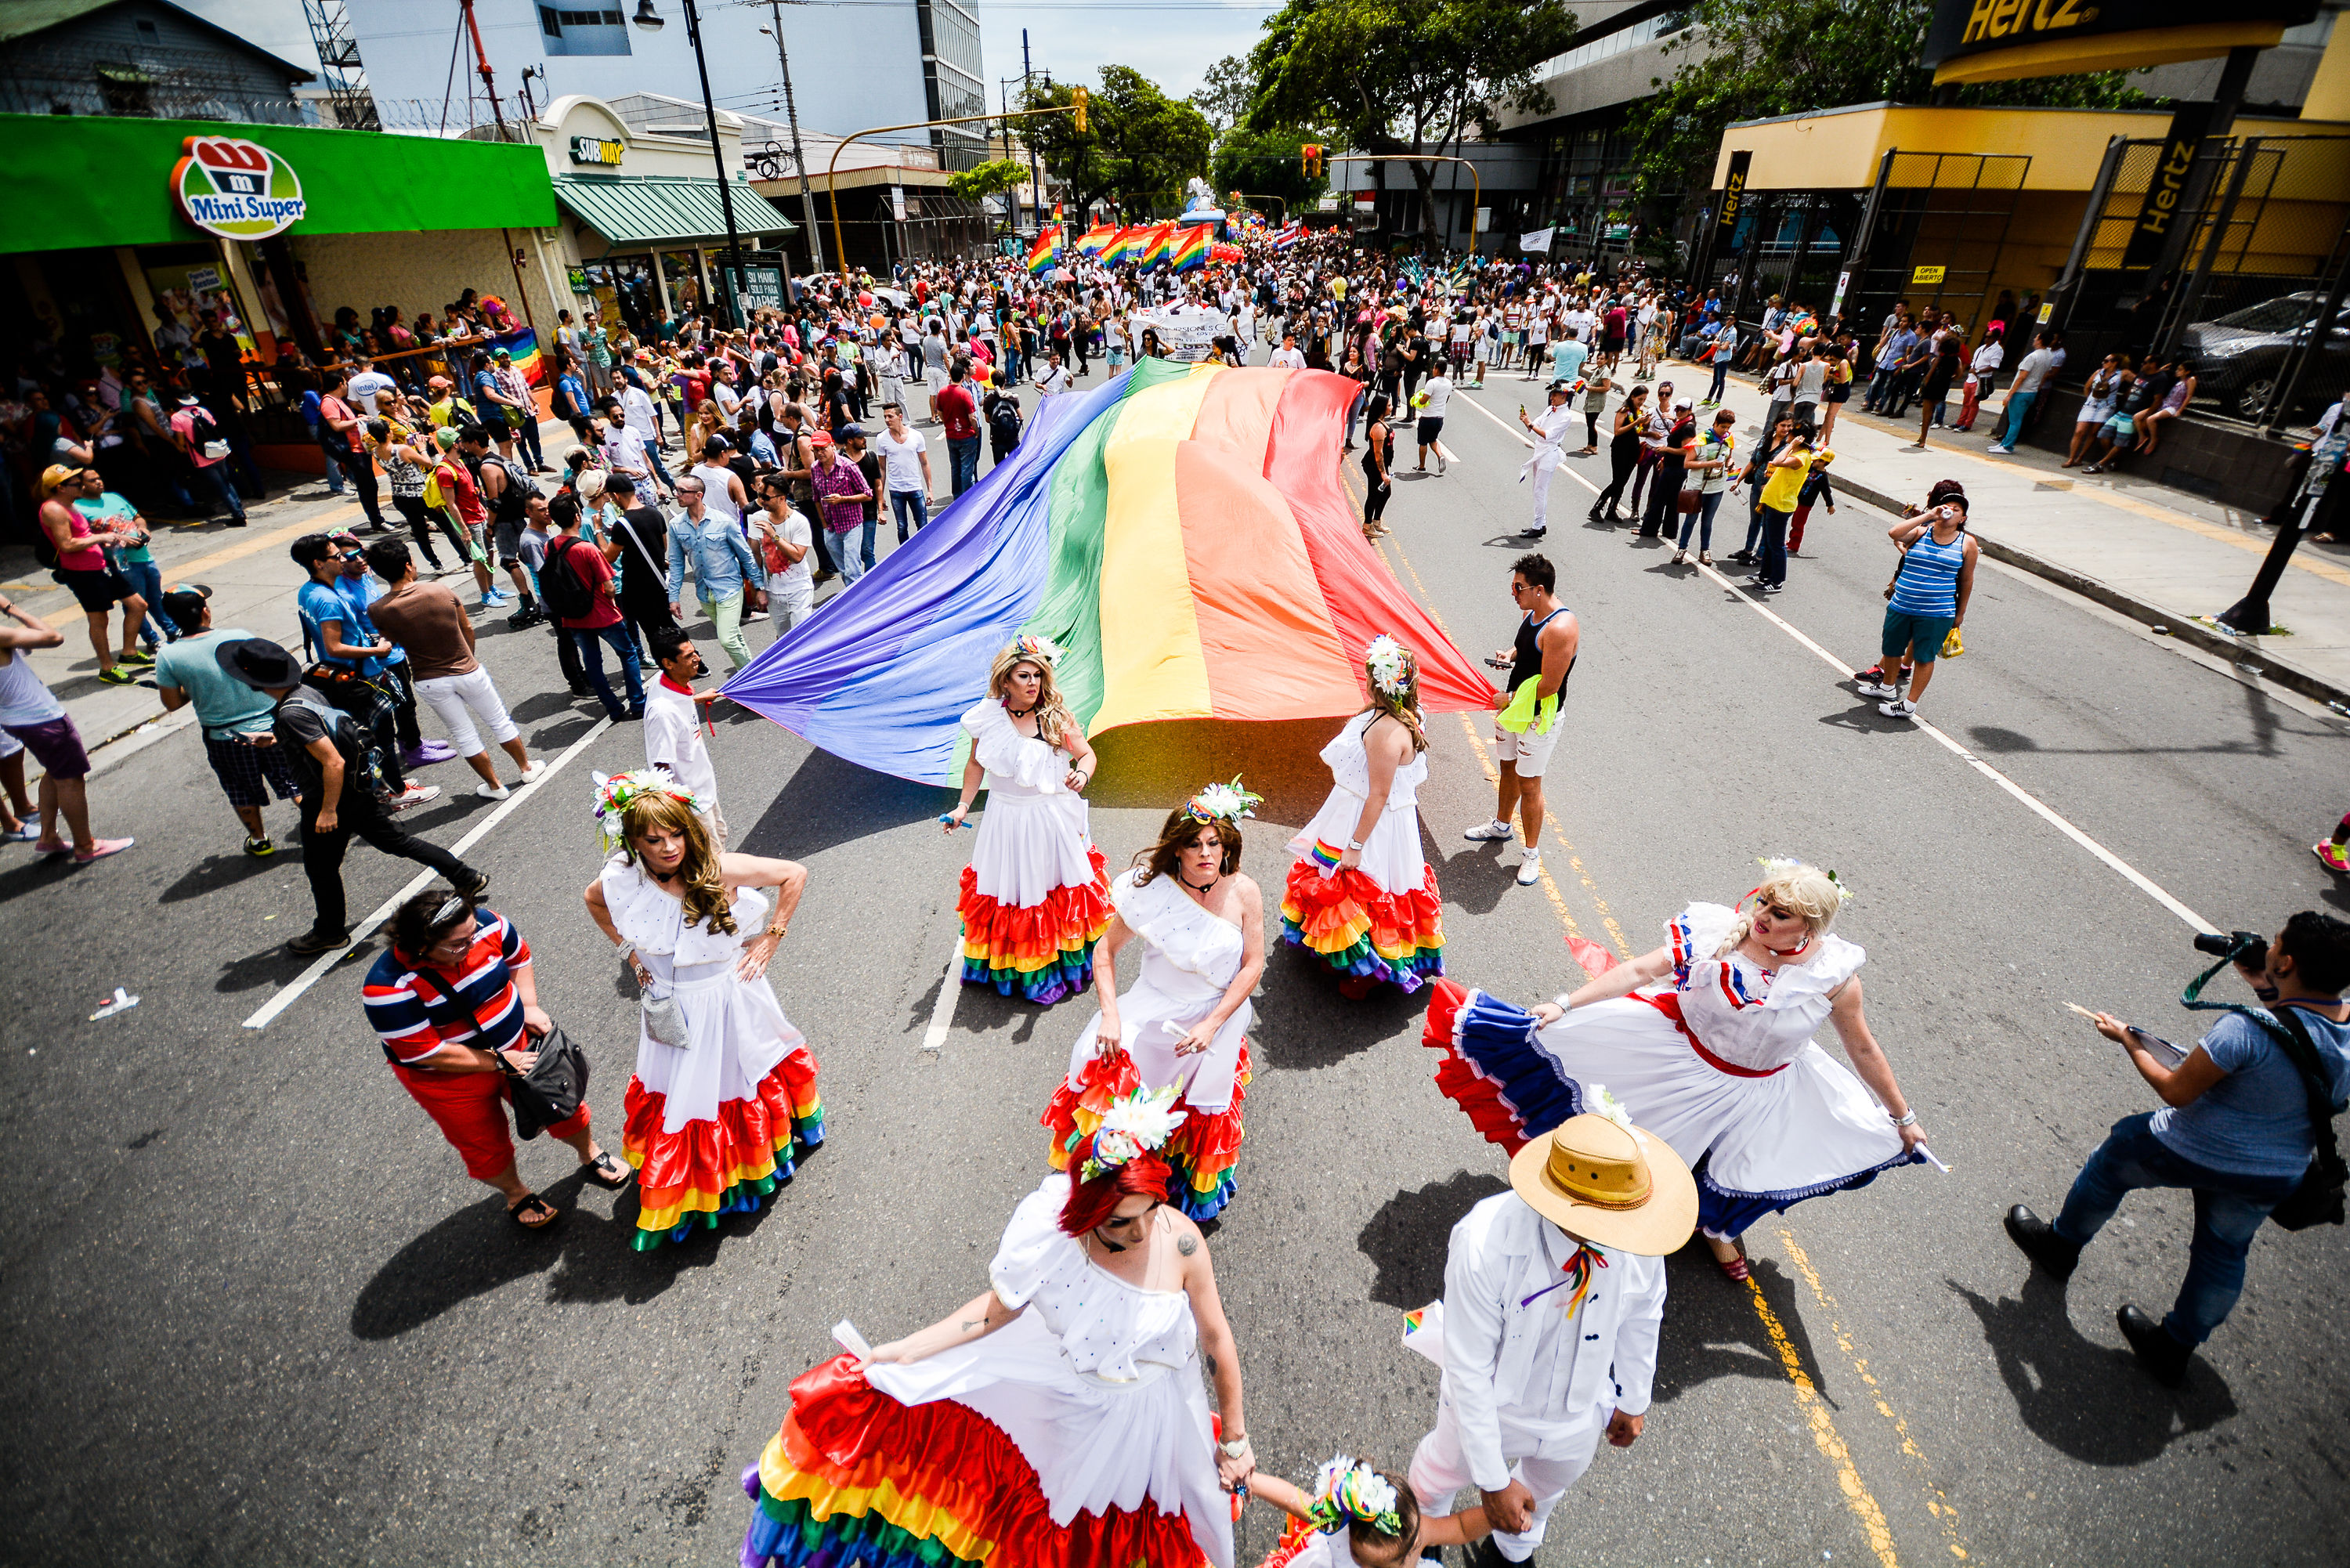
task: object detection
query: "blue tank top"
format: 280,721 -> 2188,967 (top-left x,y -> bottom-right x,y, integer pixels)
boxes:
1889,526 -> 1965,618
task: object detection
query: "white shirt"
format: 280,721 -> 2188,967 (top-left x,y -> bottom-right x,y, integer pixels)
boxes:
2013,347 -> 2059,395
1417,375 -> 1452,420
347,370 -> 396,416
643,681 -> 718,814
1034,364 -> 1072,397
1268,345 -> 1307,369
872,426 -> 927,494
753,504 -> 813,603
1438,1193 -> 1666,1490
620,385 -> 660,442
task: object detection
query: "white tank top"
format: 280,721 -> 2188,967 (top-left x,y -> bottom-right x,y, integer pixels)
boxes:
689,461 -> 739,522
0,649 -> 64,728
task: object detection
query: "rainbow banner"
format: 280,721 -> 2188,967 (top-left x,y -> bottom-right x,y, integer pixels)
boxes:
1168,224 -> 1213,273
1138,222 -> 1178,269
1076,222 -> 1116,257
489,325 -> 544,386
721,362 -> 1497,787
1025,226 -> 1062,276
1101,224 -> 1144,265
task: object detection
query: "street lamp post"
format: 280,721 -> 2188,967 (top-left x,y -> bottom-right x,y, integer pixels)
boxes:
634,0 -> 748,328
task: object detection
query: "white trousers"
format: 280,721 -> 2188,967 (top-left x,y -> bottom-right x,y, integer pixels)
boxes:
414,665 -> 518,757
1408,1394 -> 1604,1564
1528,460 -> 1560,533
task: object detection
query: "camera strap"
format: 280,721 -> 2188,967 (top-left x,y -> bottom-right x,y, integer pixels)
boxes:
2179,953 -> 2344,1178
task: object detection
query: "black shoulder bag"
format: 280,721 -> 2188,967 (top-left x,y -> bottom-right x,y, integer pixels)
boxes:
2179,954 -> 2345,1230
407,966 -> 591,1140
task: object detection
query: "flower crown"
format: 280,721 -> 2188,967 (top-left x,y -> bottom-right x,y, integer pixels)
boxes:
1306,1455 -> 1402,1538
592,768 -> 707,852
1069,1084 -> 1188,1184
1755,855 -> 1854,904
1183,776 -> 1262,826
1363,634 -> 1415,698
1008,633 -> 1063,666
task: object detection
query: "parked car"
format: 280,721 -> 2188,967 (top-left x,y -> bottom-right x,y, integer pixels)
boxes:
2177,291 -> 2350,421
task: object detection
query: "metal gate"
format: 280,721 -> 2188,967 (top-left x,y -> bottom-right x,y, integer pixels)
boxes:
1842,152 -> 2030,338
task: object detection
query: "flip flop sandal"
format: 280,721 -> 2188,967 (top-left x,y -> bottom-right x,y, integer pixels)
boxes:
583,1152 -> 634,1190
508,1193 -> 559,1229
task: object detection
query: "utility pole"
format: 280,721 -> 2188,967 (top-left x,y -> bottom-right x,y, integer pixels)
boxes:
764,0 -> 824,273
682,0 -> 747,325
1021,30 -> 1043,232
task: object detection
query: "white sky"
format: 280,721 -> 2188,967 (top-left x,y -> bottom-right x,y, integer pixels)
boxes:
177,0 -> 1279,105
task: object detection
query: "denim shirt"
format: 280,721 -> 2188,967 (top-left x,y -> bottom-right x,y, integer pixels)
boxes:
665,510 -> 760,603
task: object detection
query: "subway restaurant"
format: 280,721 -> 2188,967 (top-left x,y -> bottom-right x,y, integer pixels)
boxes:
0,110 -> 558,454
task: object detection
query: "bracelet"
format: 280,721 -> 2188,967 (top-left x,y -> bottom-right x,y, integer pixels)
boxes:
765,922 -> 788,939
1892,1110 -> 1918,1127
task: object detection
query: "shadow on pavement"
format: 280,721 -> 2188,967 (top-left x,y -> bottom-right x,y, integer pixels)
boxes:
213,939 -> 344,992
953,981 -> 1057,1046
1358,1169 -> 1509,1310
1087,718 -> 1335,824
351,1165 -> 783,1337
160,848 -> 299,903
1650,1252 -> 1831,1405
1252,941 -> 1424,1070
1949,1271 -> 2238,1464
1433,843 -> 1519,919
739,744 -> 942,863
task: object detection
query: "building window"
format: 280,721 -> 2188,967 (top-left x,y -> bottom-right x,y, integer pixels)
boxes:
540,5 -> 632,56
96,65 -> 153,116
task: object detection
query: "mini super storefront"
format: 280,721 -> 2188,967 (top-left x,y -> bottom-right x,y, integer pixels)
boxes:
0,100 -> 797,397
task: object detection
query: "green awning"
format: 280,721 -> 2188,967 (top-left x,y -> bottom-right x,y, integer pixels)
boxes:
555,173 -> 797,247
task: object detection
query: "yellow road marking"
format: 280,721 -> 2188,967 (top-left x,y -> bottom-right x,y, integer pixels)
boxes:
1361,453 -> 1923,1568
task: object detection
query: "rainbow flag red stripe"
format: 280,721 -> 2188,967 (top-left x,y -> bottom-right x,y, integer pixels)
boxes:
1138,222 -> 1178,268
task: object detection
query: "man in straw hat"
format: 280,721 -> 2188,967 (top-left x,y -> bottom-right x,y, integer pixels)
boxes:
1407,1095 -> 1694,1566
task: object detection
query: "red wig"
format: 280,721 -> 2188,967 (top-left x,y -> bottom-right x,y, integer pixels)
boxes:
1060,1146 -> 1173,1237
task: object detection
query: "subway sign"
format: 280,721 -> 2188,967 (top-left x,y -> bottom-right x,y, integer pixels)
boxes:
1924,0 -> 2315,82
569,135 -> 624,166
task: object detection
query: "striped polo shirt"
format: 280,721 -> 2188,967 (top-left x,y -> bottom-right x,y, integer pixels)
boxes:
363,910 -> 533,1067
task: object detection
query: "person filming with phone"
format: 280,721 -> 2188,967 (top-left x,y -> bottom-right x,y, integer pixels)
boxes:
2004,914 -> 2350,1384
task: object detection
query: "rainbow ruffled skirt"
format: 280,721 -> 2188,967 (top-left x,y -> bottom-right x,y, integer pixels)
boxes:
1279,857 -> 1445,995
1042,1045 -> 1249,1222
957,847 -> 1112,1004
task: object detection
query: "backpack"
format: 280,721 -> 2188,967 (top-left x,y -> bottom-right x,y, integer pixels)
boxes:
989,396 -> 1022,448
279,680 -> 395,800
496,454 -> 543,504
538,535 -> 595,622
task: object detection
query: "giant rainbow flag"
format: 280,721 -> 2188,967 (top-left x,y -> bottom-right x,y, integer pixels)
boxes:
722,361 -> 1496,787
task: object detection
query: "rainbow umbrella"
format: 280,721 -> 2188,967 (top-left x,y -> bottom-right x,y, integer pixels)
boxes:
721,361 -> 1496,787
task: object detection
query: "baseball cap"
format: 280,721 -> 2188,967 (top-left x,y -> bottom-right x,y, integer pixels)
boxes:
160,581 -> 212,620
808,431 -> 834,448
214,637 -> 302,692
837,423 -> 867,442
39,463 -> 87,496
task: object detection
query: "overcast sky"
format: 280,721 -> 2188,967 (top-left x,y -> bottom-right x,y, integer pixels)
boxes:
178,0 -> 1278,107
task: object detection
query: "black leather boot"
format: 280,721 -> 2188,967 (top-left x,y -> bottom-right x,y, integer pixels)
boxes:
2003,1205 -> 2080,1281
2117,1305 -> 2192,1387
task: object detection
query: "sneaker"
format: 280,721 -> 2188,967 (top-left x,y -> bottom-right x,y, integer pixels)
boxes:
390,782 -> 442,810
1463,819 -> 1514,843
243,835 -> 276,858
401,740 -> 457,768
287,928 -> 351,955
1524,526 -> 1546,539
458,871 -> 493,900
1856,677 -> 1900,699
2315,840 -> 2350,874
98,667 -> 136,685
518,761 -> 546,782
1986,444 -> 2012,455
1878,699 -> 1919,721
1437,453 -> 1447,475
474,781 -> 512,800
1516,849 -> 1544,886
743,609 -> 770,623
118,647 -> 155,667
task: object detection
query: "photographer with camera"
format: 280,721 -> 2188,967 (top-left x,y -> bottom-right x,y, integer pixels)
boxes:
2005,915 -> 2350,1384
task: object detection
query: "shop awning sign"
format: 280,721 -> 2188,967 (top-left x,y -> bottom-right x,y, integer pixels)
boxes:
1922,0 -> 2316,83
172,135 -> 306,240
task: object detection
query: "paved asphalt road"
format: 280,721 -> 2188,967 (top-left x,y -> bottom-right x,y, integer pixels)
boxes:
4,354 -> 2346,1568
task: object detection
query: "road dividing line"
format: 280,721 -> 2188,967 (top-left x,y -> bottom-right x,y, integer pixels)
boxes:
240,715 -> 616,1030
1364,489 -> 1916,1567
1781,1229 -> 1974,1563
921,929 -> 966,1051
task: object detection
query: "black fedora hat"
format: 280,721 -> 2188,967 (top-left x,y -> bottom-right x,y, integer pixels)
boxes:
215,637 -> 302,691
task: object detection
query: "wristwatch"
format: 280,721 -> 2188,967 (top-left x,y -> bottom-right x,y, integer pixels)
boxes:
1344,837 -> 1364,851
1217,1433 -> 1250,1458
1892,1110 -> 1919,1127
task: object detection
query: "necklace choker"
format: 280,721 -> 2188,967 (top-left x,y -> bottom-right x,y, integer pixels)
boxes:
1184,874 -> 1218,894
1007,703 -> 1036,718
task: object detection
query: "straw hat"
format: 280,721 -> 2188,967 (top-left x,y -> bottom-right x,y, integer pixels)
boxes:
1507,1108 -> 1697,1256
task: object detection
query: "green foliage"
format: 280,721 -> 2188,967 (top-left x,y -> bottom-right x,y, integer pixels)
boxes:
1209,125 -> 1331,214
1625,0 -> 2145,202
1192,54 -> 1257,134
1021,66 -> 1216,220
946,158 -> 1029,204
1246,0 -> 1575,240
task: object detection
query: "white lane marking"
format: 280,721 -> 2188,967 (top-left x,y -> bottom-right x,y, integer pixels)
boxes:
1454,384 -> 2218,935
240,716 -> 617,1029
921,927 -> 966,1051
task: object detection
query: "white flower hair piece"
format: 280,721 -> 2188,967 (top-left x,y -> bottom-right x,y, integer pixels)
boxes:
1183,776 -> 1263,826
1010,632 -> 1064,666
1307,1454 -> 1401,1537
1363,634 -> 1414,697
1587,1083 -> 1636,1139
1755,854 -> 1854,903
1075,1084 -> 1188,1184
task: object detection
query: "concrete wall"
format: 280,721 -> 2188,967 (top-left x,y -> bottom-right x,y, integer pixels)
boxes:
286,226 -> 563,357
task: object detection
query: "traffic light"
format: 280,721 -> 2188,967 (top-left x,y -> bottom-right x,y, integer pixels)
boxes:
1072,87 -> 1089,134
1301,143 -> 1322,177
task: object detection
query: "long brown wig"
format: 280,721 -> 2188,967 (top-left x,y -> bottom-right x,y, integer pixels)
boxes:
620,790 -> 736,936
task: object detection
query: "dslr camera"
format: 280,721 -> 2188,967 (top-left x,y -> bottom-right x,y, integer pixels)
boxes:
2193,930 -> 2270,970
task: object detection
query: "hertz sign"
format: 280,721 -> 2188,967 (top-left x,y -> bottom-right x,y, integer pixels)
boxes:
1923,0 -> 2315,83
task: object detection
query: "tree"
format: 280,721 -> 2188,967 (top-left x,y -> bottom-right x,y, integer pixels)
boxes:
1210,125 -> 1330,219
1192,54 -> 1256,135
1247,0 -> 1574,244
1021,65 -> 1216,219
946,157 -> 1029,205
1626,0 -> 2142,204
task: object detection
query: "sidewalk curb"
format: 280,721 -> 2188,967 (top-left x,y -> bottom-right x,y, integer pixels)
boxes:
1834,475 -> 2350,712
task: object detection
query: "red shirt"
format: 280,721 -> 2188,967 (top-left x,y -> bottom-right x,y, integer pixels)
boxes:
435,459 -> 485,526
938,381 -> 980,442
319,395 -> 361,452
548,535 -> 621,629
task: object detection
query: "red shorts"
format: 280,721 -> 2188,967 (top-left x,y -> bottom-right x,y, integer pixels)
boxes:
394,1062 -> 590,1178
